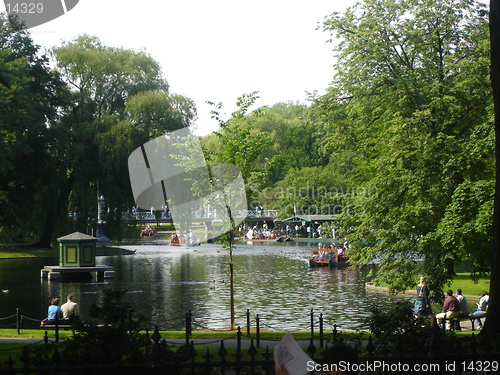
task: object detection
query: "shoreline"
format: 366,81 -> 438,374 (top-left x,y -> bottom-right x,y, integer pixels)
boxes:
365,282 -> 480,302
0,246 -> 135,260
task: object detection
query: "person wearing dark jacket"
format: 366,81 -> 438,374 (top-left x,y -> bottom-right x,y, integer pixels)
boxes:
436,289 -> 459,330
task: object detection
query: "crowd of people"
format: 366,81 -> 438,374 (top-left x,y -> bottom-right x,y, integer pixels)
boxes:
413,276 -> 489,330
238,223 -> 341,240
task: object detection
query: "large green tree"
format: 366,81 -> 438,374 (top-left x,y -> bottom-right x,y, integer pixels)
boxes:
34,35 -> 196,245
317,0 -> 492,296
0,13 -> 67,244
485,0 -> 500,340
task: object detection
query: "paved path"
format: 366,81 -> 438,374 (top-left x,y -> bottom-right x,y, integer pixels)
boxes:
0,336 -> 311,349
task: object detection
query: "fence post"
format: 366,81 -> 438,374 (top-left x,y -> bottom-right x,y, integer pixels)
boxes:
246,309 -> 250,337
310,309 -> 314,338
256,314 -> 260,348
16,308 -> 21,334
55,317 -> 59,343
185,310 -> 192,345
319,312 -> 324,348
237,326 -> 242,352
149,325 -> 162,367
128,308 -> 133,335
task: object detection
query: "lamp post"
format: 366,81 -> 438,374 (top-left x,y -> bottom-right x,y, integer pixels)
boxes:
96,195 -> 110,246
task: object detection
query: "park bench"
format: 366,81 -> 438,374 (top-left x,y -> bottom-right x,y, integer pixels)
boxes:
40,319 -> 73,330
40,323 -> 72,330
440,315 -> 476,331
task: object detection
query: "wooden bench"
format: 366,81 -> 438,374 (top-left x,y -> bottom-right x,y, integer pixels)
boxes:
468,312 -> 487,331
41,324 -> 72,329
440,315 -> 475,331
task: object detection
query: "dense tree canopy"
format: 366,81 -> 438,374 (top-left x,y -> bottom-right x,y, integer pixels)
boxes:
0,0 -> 498,338
0,15 -> 67,242
0,21 -> 196,245
310,0 -> 493,294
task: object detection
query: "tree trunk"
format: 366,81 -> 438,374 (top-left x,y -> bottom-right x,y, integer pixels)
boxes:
480,0 -> 500,339
34,172 -> 73,248
230,260 -> 235,330
34,205 -> 57,248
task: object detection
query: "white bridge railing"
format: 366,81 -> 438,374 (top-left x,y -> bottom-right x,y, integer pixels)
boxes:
122,209 -> 279,221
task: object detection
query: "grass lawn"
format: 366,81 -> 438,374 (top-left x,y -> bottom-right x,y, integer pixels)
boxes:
0,246 -> 135,259
446,273 -> 490,296
0,328 -> 362,341
372,273 -> 490,297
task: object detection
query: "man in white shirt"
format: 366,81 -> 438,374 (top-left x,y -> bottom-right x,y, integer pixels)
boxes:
455,288 -> 470,316
61,294 -> 78,321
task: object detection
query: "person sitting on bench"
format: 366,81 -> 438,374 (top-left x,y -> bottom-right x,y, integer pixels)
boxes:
453,288 -> 469,330
47,298 -> 62,324
469,291 -> 489,330
436,289 -> 459,330
61,294 -> 79,322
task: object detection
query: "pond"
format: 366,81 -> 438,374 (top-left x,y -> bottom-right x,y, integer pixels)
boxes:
0,241 -> 411,331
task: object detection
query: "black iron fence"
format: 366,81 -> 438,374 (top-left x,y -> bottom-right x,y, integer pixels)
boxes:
0,309 -> 499,374
0,308 -> 336,346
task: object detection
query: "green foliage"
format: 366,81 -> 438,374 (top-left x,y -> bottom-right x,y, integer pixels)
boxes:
367,301 -> 444,356
40,35 -> 195,244
60,289 -> 151,365
33,289 -> 184,367
315,0 -> 493,294
262,165 -> 347,218
0,13 -> 68,243
0,27 -> 198,245
430,180 -> 494,277
204,92 -> 271,202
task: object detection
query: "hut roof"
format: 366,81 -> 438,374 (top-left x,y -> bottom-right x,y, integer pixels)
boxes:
57,232 -> 96,242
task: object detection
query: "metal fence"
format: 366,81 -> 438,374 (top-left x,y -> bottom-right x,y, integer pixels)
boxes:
0,309 -> 499,374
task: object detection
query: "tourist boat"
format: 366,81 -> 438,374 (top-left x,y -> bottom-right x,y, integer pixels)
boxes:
309,247 -> 349,268
241,228 -> 293,242
140,225 -> 156,236
170,232 -> 200,247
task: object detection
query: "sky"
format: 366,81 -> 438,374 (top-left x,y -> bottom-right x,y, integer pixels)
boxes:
2,0 -> 356,135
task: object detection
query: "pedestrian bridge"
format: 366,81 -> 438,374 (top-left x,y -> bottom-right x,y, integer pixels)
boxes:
122,210 -> 280,224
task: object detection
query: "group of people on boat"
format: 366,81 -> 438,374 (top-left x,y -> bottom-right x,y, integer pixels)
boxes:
140,225 -> 156,236
317,243 -> 349,261
240,225 -> 290,241
309,242 -> 350,268
170,230 -> 200,246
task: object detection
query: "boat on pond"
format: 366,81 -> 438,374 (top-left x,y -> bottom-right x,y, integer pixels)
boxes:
170,231 -> 200,247
140,225 -> 156,236
309,246 -> 349,268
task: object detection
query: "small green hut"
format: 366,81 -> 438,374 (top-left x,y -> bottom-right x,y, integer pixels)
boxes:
57,232 -> 96,267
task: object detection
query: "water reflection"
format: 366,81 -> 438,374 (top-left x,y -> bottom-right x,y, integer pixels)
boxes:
0,242 -> 412,331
